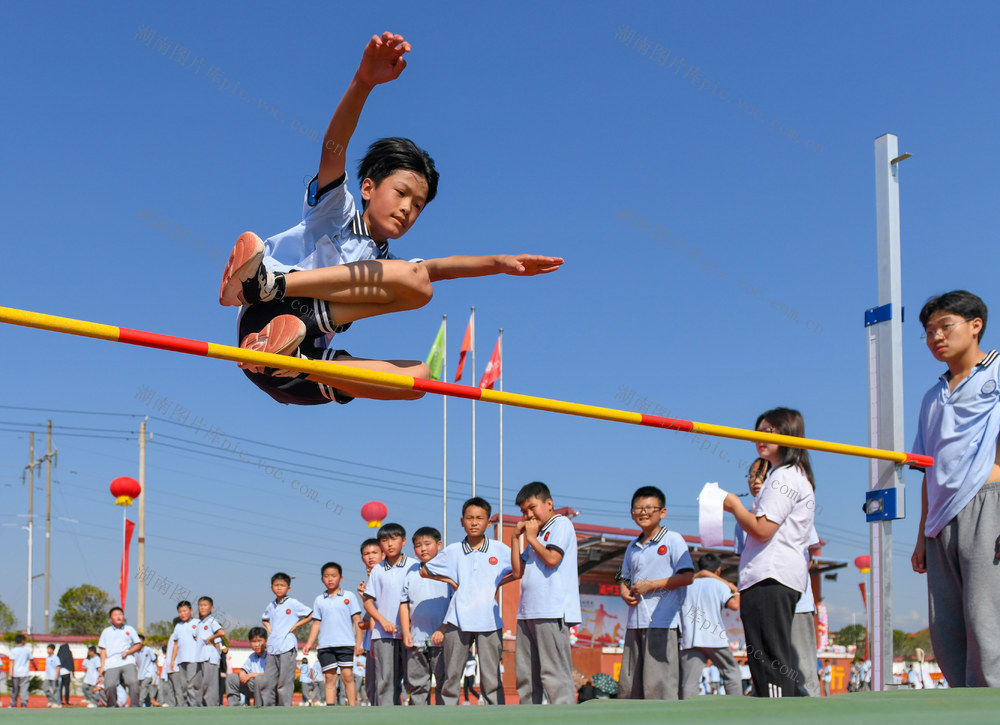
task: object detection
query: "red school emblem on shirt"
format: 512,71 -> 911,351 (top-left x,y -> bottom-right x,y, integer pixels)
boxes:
657,545 -> 668,555
543,532 -> 550,542
285,609 -> 292,615
203,625 -> 208,630
191,624 -> 197,630
489,557 -> 498,565
344,599 -> 350,606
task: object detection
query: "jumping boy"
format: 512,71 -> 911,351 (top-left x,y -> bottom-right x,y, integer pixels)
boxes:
422,497 -> 513,705
364,523 -> 416,706
399,526 -> 453,705
509,481 -> 581,705
225,627 -> 270,707
616,485 -> 694,700
261,572 -> 313,706
218,31 -> 562,406
169,601 -> 202,706
98,606 -> 143,707
303,561 -> 363,706
911,290 -> 1000,687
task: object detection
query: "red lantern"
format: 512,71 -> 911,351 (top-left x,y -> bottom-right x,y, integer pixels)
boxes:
110,477 -> 142,507
361,501 -> 388,528
854,555 -> 870,574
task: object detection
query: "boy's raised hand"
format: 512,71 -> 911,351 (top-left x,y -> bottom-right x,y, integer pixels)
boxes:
357,32 -> 411,87
496,254 -> 565,276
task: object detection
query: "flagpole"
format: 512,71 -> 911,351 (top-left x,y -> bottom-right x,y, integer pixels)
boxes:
442,315 -> 448,546
471,307 -> 476,498
498,328 -> 503,544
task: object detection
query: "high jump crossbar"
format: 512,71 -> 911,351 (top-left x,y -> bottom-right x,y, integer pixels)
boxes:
0,305 -> 933,468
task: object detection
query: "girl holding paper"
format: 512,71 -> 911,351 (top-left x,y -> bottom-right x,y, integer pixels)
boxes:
723,408 -> 815,698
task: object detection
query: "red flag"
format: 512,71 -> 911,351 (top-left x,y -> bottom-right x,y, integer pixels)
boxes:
479,336 -> 502,389
454,314 -> 473,382
120,519 -> 136,607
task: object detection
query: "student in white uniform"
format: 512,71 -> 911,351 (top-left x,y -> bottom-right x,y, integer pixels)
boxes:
196,596 -> 226,706
261,572 -> 313,706
304,562 -> 364,706
98,606 -> 143,707
169,601 -> 203,706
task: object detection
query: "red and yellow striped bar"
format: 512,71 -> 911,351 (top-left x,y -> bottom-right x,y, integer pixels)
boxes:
0,305 -> 934,468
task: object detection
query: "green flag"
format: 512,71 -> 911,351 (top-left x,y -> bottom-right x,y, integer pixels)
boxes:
425,319 -> 445,381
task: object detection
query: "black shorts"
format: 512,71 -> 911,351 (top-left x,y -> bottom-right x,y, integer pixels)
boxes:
238,295 -> 354,406
317,646 -> 355,671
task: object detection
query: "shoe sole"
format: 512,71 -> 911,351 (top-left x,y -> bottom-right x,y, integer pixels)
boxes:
239,315 -> 307,375
219,232 -> 265,306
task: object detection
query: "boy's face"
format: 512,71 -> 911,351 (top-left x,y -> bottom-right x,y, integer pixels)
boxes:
360,170 -> 429,241
271,580 -> 290,600
110,609 -> 125,627
461,505 -> 490,539
250,636 -> 266,657
519,496 -> 554,524
630,496 -> 666,530
412,535 -> 442,563
198,600 -> 212,618
923,310 -> 982,362
321,567 -> 342,591
380,534 -> 405,560
361,544 -> 383,572
177,605 -> 191,622
48,646 -> 55,654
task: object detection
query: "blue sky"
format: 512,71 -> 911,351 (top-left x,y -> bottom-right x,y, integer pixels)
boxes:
1,1 -> 998,636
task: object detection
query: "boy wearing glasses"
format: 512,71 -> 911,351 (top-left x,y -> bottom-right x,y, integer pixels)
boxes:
911,290 -> 1000,688
616,485 -> 694,699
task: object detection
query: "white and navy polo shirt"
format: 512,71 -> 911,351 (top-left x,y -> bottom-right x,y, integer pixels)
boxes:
400,566 -> 453,643
312,589 -> 362,648
265,173 -> 406,274
618,527 -> 693,630
98,623 -> 142,669
365,554 -> 418,641
517,514 -> 581,624
913,349 -> 1000,536
197,613 -> 223,665
170,618 -> 203,665
424,537 -> 512,633
262,596 -> 312,655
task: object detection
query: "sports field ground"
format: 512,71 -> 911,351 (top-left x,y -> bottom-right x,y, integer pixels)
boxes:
4,689 -> 998,724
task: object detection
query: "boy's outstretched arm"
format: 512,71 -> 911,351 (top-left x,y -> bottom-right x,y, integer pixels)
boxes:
422,254 -> 564,283
318,32 -> 411,189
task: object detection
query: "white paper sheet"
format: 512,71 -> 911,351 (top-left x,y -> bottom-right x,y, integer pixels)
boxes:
698,482 -> 727,547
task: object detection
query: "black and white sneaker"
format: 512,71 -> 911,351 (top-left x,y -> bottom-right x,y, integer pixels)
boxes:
219,232 -> 286,306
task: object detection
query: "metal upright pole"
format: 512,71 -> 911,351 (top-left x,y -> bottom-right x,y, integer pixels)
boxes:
442,316 -> 448,545
137,419 -> 148,631
27,433 -> 34,634
45,420 -> 52,634
471,307 -> 476,497
866,133 -> 910,691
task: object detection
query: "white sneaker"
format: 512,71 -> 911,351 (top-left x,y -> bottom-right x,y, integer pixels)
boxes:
86,703 -> 97,708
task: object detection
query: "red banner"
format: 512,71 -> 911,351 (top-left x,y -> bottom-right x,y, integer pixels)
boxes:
121,519 -> 136,607
454,314 -> 473,382
479,336 -> 502,390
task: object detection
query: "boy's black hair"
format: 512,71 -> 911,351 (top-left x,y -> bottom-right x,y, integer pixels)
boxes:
378,522 -> 406,541
198,596 -> 213,606
89,645 -> 98,654
697,553 -> 722,572
630,486 -> 665,509
271,572 -> 291,585
14,633 -> 26,644
247,626 -> 268,641
462,496 -> 492,518
747,457 -> 771,480
47,643 -> 55,651
139,634 -> 146,641
755,408 -> 816,489
176,601 -> 192,611
321,561 -> 342,576
515,481 -> 552,506
360,538 -> 381,554
108,606 -> 124,617
919,290 -> 987,342
412,526 -> 442,543
357,137 -> 438,206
